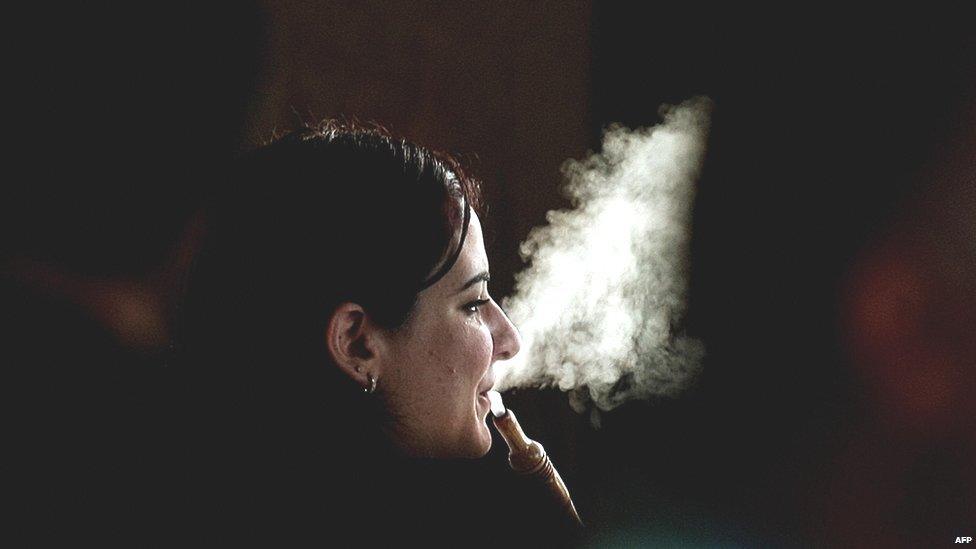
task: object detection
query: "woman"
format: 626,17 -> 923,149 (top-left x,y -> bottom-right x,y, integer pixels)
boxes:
177,122 -> 576,545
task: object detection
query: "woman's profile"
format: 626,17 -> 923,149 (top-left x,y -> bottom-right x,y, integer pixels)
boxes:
176,122 -> 576,545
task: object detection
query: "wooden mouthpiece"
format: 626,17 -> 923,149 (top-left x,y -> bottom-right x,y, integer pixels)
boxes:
492,408 -> 583,526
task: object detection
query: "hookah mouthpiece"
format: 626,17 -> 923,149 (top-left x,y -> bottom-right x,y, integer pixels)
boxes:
487,391 -> 583,526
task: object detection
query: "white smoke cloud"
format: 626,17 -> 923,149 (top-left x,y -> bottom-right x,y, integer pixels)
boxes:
494,97 -> 712,416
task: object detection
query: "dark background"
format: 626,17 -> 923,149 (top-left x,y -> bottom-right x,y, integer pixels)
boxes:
6,3 -> 974,546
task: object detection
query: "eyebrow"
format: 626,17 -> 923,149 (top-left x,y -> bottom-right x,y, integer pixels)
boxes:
457,271 -> 490,293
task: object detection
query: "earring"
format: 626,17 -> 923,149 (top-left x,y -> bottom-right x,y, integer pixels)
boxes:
365,373 -> 377,394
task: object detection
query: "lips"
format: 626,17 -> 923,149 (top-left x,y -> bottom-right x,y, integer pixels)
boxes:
477,368 -> 495,395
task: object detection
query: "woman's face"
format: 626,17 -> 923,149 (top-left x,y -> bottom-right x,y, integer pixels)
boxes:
377,211 -> 521,458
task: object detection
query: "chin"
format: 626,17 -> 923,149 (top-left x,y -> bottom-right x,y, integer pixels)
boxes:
459,421 -> 492,459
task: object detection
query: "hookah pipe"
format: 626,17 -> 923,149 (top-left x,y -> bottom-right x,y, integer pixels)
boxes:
487,390 -> 583,526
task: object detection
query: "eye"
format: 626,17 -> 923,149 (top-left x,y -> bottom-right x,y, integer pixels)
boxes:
463,298 -> 491,315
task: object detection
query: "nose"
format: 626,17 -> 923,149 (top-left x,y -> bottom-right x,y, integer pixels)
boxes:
488,300 -> 521,361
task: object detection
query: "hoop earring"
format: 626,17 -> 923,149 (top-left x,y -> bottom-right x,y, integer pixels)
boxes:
365,373 -> 377,394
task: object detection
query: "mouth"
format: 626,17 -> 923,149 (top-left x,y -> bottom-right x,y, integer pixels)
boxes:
476,368 -> 495,410
476,367 -> 495,396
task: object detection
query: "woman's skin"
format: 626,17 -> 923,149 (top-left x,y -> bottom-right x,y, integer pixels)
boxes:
328,211 -> 521,458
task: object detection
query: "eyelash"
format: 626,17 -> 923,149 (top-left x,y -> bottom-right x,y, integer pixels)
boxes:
464,298 -> 491,315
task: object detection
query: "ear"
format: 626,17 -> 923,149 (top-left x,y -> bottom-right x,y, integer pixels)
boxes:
325,302 -> 386,387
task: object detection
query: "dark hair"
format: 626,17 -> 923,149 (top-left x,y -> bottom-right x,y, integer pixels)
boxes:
186,122 -> 480,321
181,121 -> 481,341
175,122 -> 484,516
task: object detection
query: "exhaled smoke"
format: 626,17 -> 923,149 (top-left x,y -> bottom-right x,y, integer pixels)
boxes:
494,97 -> 712,417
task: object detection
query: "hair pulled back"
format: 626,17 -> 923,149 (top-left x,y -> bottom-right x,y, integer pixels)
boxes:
178,121 -> 483,436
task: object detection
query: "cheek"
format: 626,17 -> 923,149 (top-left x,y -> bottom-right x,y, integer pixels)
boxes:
393,318 -> 493,406
455,321 -> 494,372
474,326 -> 494,367
429,321 -> 493,390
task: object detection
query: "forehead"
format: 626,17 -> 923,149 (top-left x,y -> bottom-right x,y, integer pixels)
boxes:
435,211 -> 488,292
